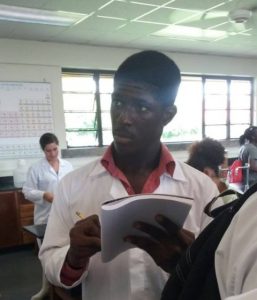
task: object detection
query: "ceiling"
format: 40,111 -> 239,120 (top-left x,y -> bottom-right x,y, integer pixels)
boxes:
0,0 -> 257,58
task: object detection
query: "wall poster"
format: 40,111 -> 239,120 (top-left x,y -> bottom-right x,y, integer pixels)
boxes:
0,81 -> 53,158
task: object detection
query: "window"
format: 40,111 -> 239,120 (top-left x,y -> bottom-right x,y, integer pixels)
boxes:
62,70 -> 254,147
62,70 -> 113,147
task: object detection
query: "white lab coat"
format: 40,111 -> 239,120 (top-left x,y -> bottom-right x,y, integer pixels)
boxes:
22,157 -> 73,224
39,157 -> 218,300
215,191 -> 257,300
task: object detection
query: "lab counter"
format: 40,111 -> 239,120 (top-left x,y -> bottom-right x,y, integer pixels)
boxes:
0,176 -> 20,192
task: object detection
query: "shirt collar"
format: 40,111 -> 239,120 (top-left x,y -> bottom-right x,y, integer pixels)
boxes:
101,143 -> 175,178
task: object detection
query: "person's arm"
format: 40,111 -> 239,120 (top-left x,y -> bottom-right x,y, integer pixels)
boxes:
224,289 -> 257,300
59,215 -> 101,285
124,214 -> 194,273
215,192 -> 257,299
22,166 -> 45,204
244,146 -> 257,172
39,177 -> 101,287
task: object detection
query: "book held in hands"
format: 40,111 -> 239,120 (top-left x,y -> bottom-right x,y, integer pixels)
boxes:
100,193 -> 193,263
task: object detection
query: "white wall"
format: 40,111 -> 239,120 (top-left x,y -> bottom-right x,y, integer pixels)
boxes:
0,38 -> 256,176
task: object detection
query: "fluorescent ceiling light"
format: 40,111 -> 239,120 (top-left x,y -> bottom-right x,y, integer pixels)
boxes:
0,4 -> 87,26
153,25 -> 227,41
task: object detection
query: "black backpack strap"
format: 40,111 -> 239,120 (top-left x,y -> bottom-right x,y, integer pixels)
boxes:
161,182 -> 257,300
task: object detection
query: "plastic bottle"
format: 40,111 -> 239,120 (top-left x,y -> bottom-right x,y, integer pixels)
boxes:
13,159 -> 28,188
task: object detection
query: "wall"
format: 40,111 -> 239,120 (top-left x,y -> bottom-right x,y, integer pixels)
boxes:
0,38 -> 256,176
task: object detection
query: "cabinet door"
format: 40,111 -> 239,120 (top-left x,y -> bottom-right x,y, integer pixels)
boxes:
17,191 -> 35,245
0,191 -> 21,248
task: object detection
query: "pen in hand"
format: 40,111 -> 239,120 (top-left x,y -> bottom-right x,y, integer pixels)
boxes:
76,211 -> 85,220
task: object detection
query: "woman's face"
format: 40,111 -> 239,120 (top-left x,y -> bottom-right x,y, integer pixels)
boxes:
43,143 -> 59,162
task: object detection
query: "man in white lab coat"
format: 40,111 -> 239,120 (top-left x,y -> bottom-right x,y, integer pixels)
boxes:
39,50 -> 218,300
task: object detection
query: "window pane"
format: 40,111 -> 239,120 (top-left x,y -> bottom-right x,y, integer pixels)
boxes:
62,75 -> 95,93
205,79 -> 227,94
99,75 -> 114,93
101,112 -> 112,130
230,95 -> 251,109
230,80 -> 251,95
230,110 -> 251,124
205,110 -> 227,125
64,113 -> 96,130
102,130 -> 113,146
163,76 -> 202,142
230,124 -> 250,139
205,95 -> 227,109
66,131 -> 98,147
205,125 -> 226,139
100,93 -> 112,111
63,94 -> 96,111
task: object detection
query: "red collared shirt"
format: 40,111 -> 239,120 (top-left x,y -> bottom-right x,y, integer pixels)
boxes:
101,143 -> 175,194
61,143 -> 175,285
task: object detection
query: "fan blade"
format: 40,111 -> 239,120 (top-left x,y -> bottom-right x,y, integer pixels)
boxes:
202,10 -> 228,20
173,10 -> 229,26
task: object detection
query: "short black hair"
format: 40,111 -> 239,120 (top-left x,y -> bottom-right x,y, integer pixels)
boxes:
239,126 -> 257,145
39,132 -> 59,150
114,50 -> 181,105
186,138 -> 225,176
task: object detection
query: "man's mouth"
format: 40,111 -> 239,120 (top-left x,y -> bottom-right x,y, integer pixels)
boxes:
113,130 -> 134,143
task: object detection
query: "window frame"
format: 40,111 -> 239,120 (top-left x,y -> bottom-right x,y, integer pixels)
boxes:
62,69 -> 254,149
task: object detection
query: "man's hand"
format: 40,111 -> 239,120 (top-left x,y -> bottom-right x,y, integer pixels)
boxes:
124,214 -> 194,273
66,214 -> 101,270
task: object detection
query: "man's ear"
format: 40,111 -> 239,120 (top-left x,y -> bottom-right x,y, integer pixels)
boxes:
162,105 -> 177,126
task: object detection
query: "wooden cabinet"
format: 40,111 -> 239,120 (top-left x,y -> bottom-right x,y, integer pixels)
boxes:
0,191 -> 20,248
17,191 -> 35,245
0,189 -> 35,249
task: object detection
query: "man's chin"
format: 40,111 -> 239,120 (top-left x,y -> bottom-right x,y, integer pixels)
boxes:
113,139 -> 137,155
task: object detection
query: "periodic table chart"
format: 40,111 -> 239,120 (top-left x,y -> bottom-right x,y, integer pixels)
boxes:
0,81 -> 54,159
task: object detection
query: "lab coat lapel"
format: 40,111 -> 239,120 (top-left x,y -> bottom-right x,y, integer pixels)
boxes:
110,177 -> 128,200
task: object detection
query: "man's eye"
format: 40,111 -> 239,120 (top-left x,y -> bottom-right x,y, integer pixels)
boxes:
140,106 -> 148,112
112,99 -> 122,107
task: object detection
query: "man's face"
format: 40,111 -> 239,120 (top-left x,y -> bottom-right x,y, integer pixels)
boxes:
111,81 -> 173,155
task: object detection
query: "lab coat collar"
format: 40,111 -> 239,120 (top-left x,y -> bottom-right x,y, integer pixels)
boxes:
162,159 -> 187,183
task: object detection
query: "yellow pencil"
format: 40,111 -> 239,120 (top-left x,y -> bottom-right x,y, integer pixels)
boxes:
76,211 -> 85,220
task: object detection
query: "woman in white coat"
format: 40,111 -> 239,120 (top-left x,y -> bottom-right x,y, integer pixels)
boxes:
22,132 -> 73,300
23,132 -> 73,225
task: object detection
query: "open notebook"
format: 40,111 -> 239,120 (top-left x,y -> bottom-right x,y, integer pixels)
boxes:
100,193 -> 193,263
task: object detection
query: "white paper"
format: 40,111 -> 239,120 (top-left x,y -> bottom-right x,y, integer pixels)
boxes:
101,194 -> 193,263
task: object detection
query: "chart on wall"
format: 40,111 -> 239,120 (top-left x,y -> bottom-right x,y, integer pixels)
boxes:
0,81 -> 53,159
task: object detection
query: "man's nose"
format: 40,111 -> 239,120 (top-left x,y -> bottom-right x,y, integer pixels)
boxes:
118,106 -> 135,124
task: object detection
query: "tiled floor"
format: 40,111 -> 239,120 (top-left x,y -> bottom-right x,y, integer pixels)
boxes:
0,245 -> 47,300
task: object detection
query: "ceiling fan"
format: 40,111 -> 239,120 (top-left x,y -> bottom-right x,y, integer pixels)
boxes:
206,6 -> 257,32
173,3 -> 257,33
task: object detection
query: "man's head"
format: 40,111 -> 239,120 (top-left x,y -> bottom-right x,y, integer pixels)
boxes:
111,50 -> 181,156
114,50 -> 181,106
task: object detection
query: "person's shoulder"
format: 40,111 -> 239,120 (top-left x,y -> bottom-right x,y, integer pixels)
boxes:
177,160 -> 209,178
60,158 -> 73,168
61,157 -> 104,182
176,160 -> 217,187
29,158 -> 46,170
